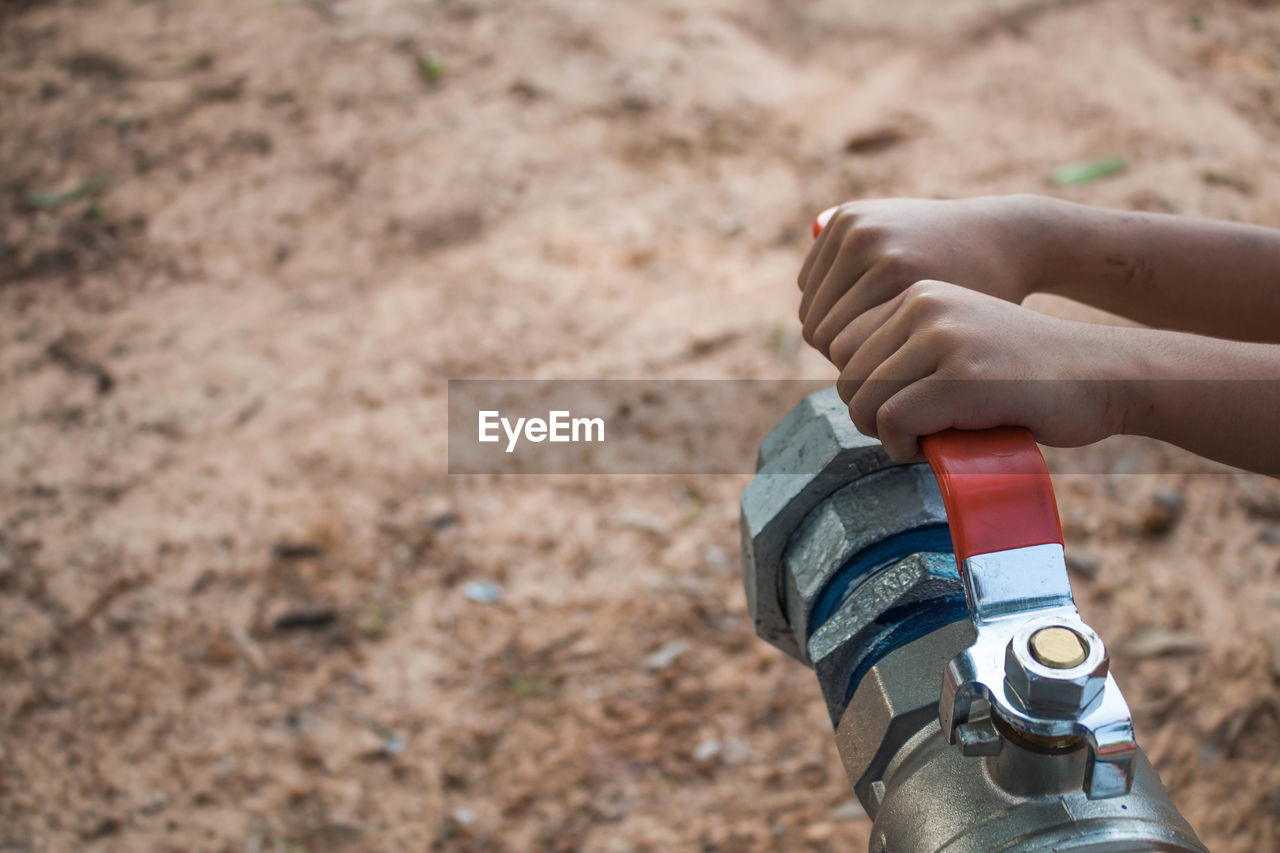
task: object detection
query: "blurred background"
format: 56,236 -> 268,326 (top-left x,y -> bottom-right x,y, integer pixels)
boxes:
2,0 -> 1280,850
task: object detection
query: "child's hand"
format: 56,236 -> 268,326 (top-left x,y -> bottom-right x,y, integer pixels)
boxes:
833,280 -> 1128,462
798,196 -> 1052,359
800,197 -> 1280,475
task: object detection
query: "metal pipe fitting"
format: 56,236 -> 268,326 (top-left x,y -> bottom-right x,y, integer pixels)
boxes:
741,388 -> 1205,852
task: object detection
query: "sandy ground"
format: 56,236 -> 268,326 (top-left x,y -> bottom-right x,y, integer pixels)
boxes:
2,0 -> 1280,850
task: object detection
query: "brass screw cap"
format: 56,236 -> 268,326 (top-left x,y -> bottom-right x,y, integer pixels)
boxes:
1029,626 -> 1088,669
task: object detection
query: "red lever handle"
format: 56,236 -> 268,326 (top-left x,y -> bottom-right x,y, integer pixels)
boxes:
811,208 -> 1063,567
921,428 -> 1063,566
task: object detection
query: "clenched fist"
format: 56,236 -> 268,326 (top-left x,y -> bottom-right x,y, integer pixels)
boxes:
831,280 -> 1127,462
798,196 -> 1052,360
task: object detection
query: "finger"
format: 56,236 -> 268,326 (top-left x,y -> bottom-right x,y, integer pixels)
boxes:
793,235 -> 875,343
799,209 -> 861,316
814,205 -> 839,236
824,288 -> 908,370
845,337 -> 939,439
797,205 -> 846,293
833,296 -> 919,404
811,258 -> 916,362
799,232 -> 856,322
875,375 -> 967,462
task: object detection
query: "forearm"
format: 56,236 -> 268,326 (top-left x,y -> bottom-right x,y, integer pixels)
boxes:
1030,197 -> 1280,343
1117,329 -> 1280,476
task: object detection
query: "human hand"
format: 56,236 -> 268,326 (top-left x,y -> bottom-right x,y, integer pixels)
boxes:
798,196 -> 1055,360
832,280 -> 1132,462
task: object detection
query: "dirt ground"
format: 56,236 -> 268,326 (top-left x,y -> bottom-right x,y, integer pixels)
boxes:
3,0 -> 1280,850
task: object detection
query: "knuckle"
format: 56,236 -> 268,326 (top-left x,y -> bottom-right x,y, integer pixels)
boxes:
847,398 -> 873,434
800,318 -> 818,346
834,201 -> 863,221
878,246 -> 921,275
830,206 -> 859,236
876,400 -> 908,435
851,413 -> 876,438
905,278 -> 945,297
852,223 -> 885,245
810,327 -> 834,359
829,336 -> 855,369
959,356 -> 989,381
942,354 -> 983,382
902,280 -> 953,316
918,321 -> 960,350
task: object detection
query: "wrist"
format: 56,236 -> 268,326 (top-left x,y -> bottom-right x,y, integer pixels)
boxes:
1105,328 -> 1254,440
1000,194 -> 1076,301
1021,195 -> 1118,303
1086,325 -> 1164,440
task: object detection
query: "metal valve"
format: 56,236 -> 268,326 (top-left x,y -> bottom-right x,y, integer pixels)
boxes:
939,543 -> 1136,798
735,214 -> 1204,850
740,390 -> 1205,852
919,427 -> 1137,799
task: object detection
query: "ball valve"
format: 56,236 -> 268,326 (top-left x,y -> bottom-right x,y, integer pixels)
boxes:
737,212 -> 1206,851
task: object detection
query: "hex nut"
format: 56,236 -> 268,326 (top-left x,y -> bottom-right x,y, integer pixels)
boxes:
834,620 -> 976,814
741,387 -> 907,661
1003,623 -> 1109,715
781,465 -> 947,662
810,552 -> 962,722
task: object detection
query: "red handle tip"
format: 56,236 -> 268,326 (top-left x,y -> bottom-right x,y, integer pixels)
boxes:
813,206 -> 838,238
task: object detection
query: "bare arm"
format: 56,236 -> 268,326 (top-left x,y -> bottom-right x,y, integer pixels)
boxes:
799,195 -> 1280,349
826,281 -> 1280,477
1035,198 -> 1280,343
1117,329 -> 1280,475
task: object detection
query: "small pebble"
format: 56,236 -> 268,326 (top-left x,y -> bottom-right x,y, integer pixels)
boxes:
616,510 -> 669,535
1141,489 -> 1185,536
717,214 -> 746,236
201,632 -> 239,665
1108,451 -> 1146,476
802,822 -> 836,843
139,793 -> 168,816
430,512 -> 461,531
702,545 -> 728,569
645,639 -> 689,670
463,581 -> 504,603
381,734 -> 407,759
692,739 -> 720,761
